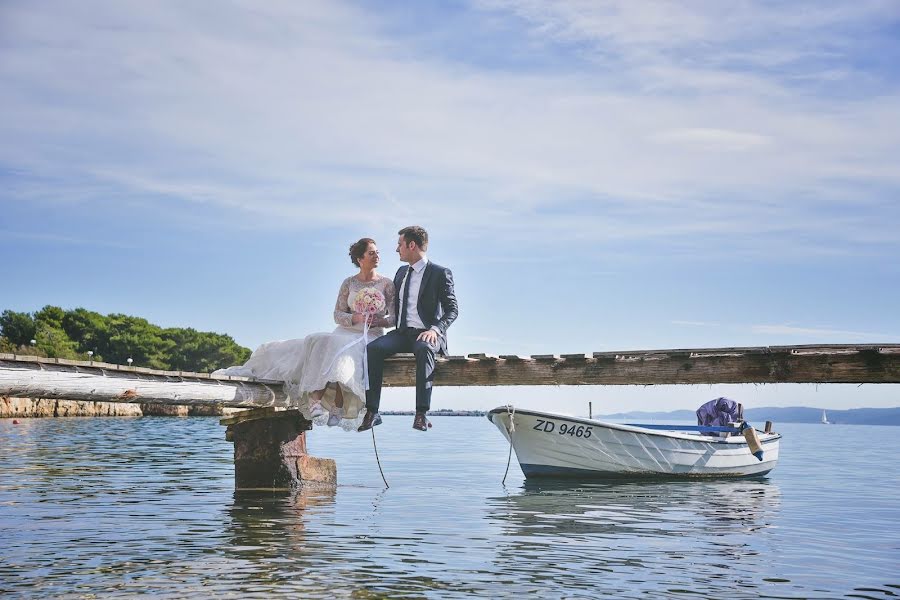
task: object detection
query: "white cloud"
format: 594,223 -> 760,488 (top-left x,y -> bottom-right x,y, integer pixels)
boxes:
0,230 -> 135,249
474,0 -> 898,68
672,320 -> 720,327
650,128 -> 771,151
1,0 -> 898,257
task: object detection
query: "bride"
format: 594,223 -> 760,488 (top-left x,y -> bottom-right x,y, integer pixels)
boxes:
213,238 -> 395,429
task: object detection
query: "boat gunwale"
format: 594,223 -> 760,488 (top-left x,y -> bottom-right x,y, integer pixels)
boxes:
487,407 -> 782,445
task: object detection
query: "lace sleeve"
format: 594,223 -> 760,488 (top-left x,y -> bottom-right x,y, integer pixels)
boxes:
381,277 -> 396,327
333,278 -> 353,327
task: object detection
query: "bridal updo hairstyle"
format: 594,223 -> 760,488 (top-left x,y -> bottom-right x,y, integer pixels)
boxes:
349,237 -> 376,267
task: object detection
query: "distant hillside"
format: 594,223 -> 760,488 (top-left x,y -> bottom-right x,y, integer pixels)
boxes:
601,409 -> 696,421
601,406 -> 900,426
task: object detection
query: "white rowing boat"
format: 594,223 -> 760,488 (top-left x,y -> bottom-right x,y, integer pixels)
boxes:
487,406 -> 780,479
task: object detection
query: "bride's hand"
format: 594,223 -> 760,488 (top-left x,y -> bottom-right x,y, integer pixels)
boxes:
352,313 -> 378,326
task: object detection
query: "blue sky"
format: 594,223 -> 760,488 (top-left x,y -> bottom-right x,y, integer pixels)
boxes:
2,0 -> 899,414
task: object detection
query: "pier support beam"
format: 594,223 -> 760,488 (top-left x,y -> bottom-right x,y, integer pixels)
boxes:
222,408 -> 336,489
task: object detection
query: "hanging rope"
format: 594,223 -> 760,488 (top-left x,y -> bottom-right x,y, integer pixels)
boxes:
501,404 -> 516,485
372,428 -> 389,488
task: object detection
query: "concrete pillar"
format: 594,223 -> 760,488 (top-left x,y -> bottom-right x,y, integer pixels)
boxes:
222,408 -> 336,490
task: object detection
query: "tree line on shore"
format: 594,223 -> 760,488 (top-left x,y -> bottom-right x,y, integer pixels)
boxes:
0,306 -> 251,372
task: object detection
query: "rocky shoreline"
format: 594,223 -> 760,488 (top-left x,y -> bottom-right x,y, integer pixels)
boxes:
1,397 -> 241,418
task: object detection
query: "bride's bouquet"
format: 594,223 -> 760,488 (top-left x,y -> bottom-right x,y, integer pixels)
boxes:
348,287 -> 386,391
353,287 -> 386,317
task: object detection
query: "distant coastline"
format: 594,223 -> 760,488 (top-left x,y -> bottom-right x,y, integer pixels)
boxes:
599,406 -> 900,426
382,409 -> 487,417
6,402 -> 898,424
388,406 -> 900,425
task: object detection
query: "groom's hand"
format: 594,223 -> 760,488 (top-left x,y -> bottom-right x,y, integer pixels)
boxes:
417,329 -> 438,345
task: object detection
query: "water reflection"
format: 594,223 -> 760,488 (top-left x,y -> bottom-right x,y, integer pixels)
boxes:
493,479 -> 781,535
4,418 -> 898,599
227,487 -> 337,551
220,487 -> 347,592
485,479 -> 782,595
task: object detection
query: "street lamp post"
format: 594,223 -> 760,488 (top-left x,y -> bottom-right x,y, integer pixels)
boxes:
87,350 -> 94,363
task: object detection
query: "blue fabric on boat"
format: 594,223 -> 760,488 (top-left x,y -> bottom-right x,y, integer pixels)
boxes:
696,397 -> 742,436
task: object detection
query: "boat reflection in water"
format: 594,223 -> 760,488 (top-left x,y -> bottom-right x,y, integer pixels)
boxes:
484,478 -> 782,594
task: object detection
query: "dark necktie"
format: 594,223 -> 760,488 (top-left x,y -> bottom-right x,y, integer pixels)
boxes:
399,266 -> 412,329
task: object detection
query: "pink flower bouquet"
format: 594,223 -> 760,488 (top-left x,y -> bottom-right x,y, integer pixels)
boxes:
353,287 -> 386,316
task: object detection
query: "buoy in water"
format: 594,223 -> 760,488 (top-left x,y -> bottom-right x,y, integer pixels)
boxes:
12,419 -> 20,425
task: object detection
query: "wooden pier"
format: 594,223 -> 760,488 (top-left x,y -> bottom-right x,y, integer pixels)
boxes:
2,344 -> 899,409
4,344 -> 897,490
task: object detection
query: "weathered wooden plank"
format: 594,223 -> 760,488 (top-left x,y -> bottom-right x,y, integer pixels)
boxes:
0,359 -> 286,407
445,355 -> 473,362
219,407 -> 277,426
10,355 -> 41,363
770,344 -> 894,351
2,345 -> 900,405
3,355 -> 225,378
93,361 -> 122,370
413,348 -> 900,386
593,346 -> 770,358
55,358 -> 83,366
468,353 -> 499,361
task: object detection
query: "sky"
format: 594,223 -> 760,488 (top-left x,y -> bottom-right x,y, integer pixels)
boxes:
1,0 -> 899,414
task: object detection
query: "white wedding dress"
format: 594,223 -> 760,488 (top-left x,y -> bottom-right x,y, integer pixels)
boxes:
213,275 -> 396,430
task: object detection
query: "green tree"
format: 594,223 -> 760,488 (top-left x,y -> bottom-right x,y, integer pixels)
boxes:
34,321 -> 80,359
0,337 -> 17,353
0,310 -> 36,346
34,305 -> 66,329
62,308 -> 108,361
1,305 -> 251,371
104,314 -> 174,370
164,328 -> 251,372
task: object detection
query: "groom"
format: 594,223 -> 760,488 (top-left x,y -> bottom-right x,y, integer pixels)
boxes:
359,225 -> 459,432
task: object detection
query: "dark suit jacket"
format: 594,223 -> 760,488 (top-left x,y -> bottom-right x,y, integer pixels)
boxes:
394,261 -> 458,355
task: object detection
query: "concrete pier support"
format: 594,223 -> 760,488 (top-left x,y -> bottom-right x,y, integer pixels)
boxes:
222,408 -> 337,490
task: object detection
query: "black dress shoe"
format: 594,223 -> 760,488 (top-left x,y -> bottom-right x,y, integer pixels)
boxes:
413,412 -> 430,431
358,411 -> 382,432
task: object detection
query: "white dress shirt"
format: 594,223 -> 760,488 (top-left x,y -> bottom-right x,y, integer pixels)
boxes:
399,256 -> 434,331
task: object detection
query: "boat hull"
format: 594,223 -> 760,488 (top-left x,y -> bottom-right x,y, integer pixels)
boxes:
488,407 -> 780,479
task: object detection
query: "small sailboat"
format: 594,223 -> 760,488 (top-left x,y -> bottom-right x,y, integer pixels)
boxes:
821,410 -> 829,424
488,406 -> 780,479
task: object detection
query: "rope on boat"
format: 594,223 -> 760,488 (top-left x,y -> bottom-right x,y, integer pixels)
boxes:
502,404 -> 516,485
371,428 -> 389,488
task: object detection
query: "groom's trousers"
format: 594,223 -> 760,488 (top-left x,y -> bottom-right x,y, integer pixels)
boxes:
365,327 -> 439,414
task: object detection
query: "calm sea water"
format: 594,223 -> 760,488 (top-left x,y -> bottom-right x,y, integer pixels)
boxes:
1,415 -> 898,598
